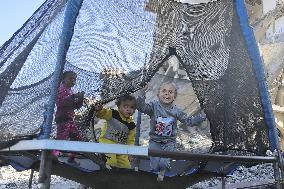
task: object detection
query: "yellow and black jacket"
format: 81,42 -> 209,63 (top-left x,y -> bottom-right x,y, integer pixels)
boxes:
97,108 -> 136,145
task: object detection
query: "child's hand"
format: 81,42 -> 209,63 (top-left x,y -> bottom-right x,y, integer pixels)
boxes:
83,98 -> 89,105
75,91 -> 85,98
199,111 -> 206,121
94,102 -> 103,112
191,111 -> 206,125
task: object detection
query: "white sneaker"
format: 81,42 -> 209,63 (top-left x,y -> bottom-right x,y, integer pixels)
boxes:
134,166 -> 139,172
105,164 -> 112,170
157,170 -> 165,182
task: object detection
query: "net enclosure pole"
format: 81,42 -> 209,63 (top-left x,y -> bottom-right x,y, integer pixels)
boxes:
40,0 -> 83,140
235,0 -> 279,153
235,0 -> 284,187
135,111 -> 142,146
38,0 -> 84,188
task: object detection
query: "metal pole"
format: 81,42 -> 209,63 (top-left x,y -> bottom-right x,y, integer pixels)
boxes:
274,160 -> 282,189
236,0 -> 284,186
133,111 -> 142,171
135,111 -> 141,146
148,149 -> 277,163
28,169 -> 34,189
221,176 -> 226,189
38,151 -> 53,189
38,150 -> 50,189
38,0 -> 84,188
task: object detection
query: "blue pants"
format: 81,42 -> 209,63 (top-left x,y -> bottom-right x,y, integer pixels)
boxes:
149,140 -> 176,172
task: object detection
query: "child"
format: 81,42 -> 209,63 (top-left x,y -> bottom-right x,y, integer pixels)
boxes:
137,82 -> 206,181
94,95 -> 136,169
53,71 -> 85,165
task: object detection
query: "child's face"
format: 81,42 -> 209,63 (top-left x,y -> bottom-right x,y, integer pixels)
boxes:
63,73 -> 77,88
157,83 -> 176,105
118,100 -> 136,118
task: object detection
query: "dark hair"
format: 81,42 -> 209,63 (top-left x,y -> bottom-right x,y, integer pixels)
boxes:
61,71 -> 76,81
115,94 -> 136,108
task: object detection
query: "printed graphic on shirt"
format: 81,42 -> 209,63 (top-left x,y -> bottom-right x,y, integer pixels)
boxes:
104,118 -> 130,144
155,116 -> 175,137
104,127 -> 128,144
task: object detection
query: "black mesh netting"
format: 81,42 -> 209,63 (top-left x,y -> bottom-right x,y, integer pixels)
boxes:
0,0 -> 271,155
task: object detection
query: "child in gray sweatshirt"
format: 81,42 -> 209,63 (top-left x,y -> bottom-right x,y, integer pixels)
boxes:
137,82 -> 206,181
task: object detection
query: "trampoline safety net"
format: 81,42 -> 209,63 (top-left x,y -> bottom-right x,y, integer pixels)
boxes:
0,0 -> 274,155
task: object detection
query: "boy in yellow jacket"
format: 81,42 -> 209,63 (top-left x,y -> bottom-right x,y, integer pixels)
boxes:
94,95 -> 136,168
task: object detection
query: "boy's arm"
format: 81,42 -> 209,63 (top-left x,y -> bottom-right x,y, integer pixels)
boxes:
73,92 -> 84,109
177,109 -> 206,126
136,90 -> 153,116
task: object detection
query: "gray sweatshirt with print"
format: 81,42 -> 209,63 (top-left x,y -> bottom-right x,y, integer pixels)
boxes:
137,91 -> 205,142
